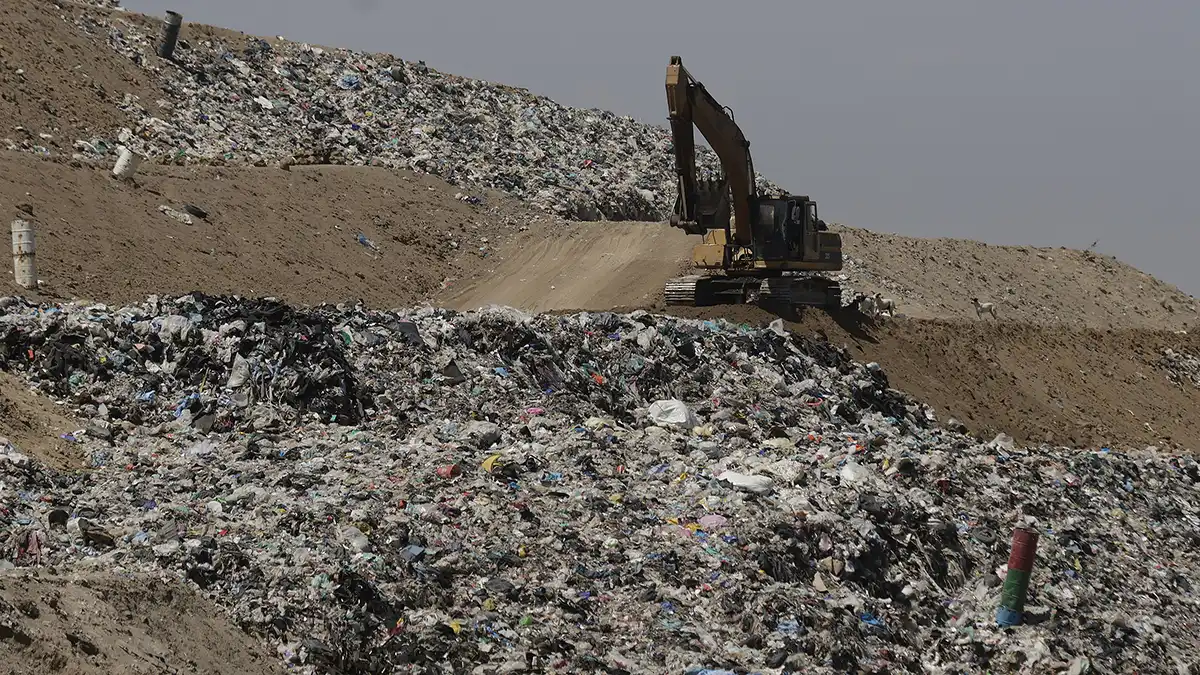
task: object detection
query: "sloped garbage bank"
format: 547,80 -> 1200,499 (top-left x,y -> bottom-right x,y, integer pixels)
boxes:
53,5 -> 782,221
0,295 -> 1198,674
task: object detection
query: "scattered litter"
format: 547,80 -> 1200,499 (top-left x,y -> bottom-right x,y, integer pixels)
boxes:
158,205 -> 193,225
355,233 -> 379,253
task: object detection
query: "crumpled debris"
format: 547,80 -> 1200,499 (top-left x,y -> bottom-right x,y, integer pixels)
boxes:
1160,348 -> 1200,388
1,295 -> 1199,675
647,398 -> 697,429
54,6 -> 784,221
355,233 -> 379,253
158,204 -> 194,225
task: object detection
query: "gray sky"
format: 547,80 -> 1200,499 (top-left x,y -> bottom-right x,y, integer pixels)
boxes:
125,0 -> 1200,293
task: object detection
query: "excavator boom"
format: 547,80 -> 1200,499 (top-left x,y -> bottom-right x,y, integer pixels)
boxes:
665,55 -> 755,246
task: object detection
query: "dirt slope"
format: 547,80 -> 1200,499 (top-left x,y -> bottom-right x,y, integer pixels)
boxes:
2,149 -> 1196,450
0,151 -> 538,308
0,372 -> 81,469
0,570 -> 283,675
447,220 -> 1196,332
837,225 -> 1196,330
446,222 -> 692,312
0,0 -> 160,148
856,316 -> 1200,449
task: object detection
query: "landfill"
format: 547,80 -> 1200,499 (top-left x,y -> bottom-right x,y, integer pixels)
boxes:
40,5 -> 784,222
1,294 -> 1198,674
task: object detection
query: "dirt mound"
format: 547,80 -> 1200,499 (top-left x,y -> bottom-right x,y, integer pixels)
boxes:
0,151 -> 538,308
0,0 -> 160,149
0,372 -> 81,469
0,570 -> 282,675
858,316 -> 1200,449
445,221 -> 692,312
448,220 -> 1196,331
837,225 -> 1196,331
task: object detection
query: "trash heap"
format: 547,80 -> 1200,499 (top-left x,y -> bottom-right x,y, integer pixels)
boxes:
1160,348 -> 1200,389
1,294 -> 1198,674
60,7 -> 783,222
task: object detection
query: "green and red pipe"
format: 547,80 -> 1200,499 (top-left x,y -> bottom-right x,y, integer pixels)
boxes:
996,527 -> 1038,627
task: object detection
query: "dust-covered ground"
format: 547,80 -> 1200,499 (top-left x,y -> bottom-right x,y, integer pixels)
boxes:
835,224 -> 1197,330
0,372 -> 81,470
0,570 -> 283,675
0,151 -> 542,307
0,0 -> 159,151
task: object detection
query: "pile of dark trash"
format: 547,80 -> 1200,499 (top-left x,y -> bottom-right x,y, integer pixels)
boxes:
57,5 -> 783,222
1,294 -> 1198,674
1160,348 -> 1200,389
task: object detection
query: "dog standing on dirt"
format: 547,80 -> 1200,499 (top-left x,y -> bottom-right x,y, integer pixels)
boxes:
972,297 -> 998,319
873,293 -> 895,317
852,293 -> 878,319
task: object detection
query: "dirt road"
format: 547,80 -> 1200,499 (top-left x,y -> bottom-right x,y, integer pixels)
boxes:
445,222 -> 692,312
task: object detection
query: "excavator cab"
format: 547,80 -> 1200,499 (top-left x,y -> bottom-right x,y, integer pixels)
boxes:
753,195 -> 834,264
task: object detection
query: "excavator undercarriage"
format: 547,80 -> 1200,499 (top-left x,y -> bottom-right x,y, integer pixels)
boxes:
662,55 -> 844,314
664,274 -> 842,311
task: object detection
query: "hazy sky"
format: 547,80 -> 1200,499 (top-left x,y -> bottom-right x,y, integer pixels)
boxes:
124,0 -> 1200,293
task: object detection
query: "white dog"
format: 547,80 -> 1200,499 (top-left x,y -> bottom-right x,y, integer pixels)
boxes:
854,293 -> 877,319
873,293 -> 895,317
972,297 -> 998,319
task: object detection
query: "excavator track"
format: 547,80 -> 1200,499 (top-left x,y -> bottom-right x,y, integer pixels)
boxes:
663,275 -> 842,311
664,275 -> 703,306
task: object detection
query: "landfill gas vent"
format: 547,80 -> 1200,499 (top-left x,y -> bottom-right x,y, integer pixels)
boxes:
158,11 -> 183,60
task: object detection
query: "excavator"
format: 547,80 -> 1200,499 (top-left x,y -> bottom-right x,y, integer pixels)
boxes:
662,55 -> 844,312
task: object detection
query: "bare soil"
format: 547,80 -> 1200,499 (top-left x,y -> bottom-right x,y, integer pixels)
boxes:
0,151 -> 538,308
0,372 -> 82,469
835,224 -> 1197,331
0,0 -> 160,149
0,570 -> 283,675
445,221 -> 693,312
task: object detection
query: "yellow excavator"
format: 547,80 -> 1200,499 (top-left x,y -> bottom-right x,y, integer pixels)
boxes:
663,55 -> 844,311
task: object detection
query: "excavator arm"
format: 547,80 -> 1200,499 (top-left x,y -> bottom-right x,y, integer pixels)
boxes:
665,55 -> 755,246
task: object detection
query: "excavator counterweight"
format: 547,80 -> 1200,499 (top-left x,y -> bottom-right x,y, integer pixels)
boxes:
663,55 -> 844,313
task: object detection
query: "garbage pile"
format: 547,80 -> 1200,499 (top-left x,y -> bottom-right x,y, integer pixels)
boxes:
1160,348 -> 1200,389
60,7 -> 783,221
1,294 -> 1198,674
